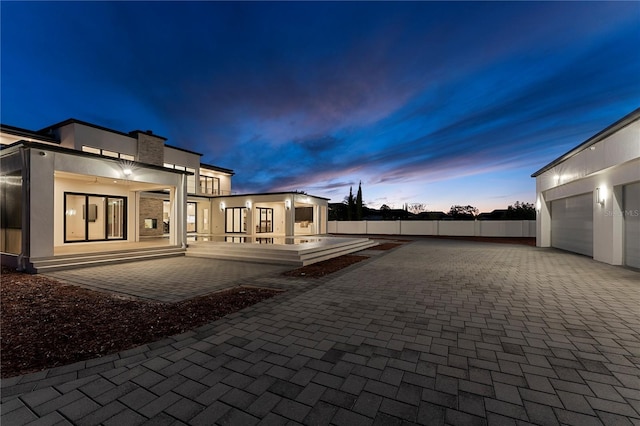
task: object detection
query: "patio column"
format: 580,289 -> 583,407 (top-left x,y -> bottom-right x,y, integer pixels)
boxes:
28,148 -> 55,259
284,196 -> 295,237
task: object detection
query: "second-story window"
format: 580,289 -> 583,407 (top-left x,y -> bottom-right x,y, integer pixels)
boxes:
82,146 -> 134,161
200,175 -> 220,195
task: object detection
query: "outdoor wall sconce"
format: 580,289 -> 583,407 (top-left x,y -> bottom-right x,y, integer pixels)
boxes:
246,200 -> 252,209
536,199 -> 541,212
220,201 -> 226,211
596,187 -> 606,206
285,199 -> 291,210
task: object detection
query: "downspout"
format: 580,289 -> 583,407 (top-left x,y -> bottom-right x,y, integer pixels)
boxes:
17,147 -> 30,272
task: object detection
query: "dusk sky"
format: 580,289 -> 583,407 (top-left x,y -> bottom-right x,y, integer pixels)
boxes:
2,2 -> 639,212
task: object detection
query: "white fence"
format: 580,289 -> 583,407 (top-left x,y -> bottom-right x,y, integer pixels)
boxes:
328,220 -> 536,238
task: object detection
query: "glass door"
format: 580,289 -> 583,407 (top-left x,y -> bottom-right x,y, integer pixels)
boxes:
64,192 -> 126,242
225,207 -> 247,233
107,197 -> 125,239
65,194 -> 86,241
257,208 -> 273,233
187,202 -> 197,233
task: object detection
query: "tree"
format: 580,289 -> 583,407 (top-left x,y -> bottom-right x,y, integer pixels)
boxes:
407,203 -> 427,215
347,186 -> 354,221
356,181 -> 363,221
380,204 -> 391,220
506,201 -> 535,220
449,205 -> 478,220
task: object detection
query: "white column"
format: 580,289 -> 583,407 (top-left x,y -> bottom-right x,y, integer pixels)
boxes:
284,197 -> 295,236
536,191 -> 551,247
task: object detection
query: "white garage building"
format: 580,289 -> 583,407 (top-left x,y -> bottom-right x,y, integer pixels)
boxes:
532,108 -> 640,268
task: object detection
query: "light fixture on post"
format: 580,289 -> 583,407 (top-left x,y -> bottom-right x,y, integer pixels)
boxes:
246,200 -> 252,209
285,199 -> 291,210
220,201 -> 226,211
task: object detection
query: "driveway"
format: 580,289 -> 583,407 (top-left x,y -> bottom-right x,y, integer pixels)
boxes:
2,239 -> 639,425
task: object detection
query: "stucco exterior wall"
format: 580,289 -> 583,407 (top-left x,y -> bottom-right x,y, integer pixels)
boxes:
328,220 -> 536,237
534,115 -> 640,265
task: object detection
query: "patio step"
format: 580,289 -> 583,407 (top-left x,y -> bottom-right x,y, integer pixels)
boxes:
186,237 -> 377,266
28,246 -> 186,273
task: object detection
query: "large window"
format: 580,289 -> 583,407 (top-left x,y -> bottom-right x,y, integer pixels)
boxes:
164,163 -> 196,194
225,207 -> 247,233
200,175 -> 220,195
257,208 -> 273,233
64,192 -> 126,242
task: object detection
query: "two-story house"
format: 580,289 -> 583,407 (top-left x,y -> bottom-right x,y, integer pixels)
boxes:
0,119 -> 329,272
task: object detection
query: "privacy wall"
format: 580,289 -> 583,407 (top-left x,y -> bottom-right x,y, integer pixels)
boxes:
328,220 -> 535,237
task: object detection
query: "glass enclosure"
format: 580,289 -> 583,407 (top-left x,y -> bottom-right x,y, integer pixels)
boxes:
0,171 -> 22,254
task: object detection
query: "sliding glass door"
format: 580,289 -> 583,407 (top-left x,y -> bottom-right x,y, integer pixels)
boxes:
65,192 -> 127,242
225,207 -> 247,233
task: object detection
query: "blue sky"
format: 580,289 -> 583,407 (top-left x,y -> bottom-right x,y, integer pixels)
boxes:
2,1 -> 638,212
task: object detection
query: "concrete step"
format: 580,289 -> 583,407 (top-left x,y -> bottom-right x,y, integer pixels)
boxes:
186,237 -> 377,266
29,246 -> 186,273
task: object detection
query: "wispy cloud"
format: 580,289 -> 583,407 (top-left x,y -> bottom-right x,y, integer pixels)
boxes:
2,1 -> 638,210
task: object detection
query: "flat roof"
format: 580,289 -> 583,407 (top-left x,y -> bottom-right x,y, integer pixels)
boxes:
218,191 -> 330,201
200,162 -> 235,175
531,107 -> 640,177
0,124 -> 58,143
0,140 -> 190,175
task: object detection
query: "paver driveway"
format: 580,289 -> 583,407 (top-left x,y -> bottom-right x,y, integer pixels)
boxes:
2,239 -> 639,425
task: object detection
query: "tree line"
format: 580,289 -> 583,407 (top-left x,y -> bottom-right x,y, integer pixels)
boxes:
329,184 -> 535,221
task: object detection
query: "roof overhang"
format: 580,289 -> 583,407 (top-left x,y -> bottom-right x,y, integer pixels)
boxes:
531,107 -> 640,177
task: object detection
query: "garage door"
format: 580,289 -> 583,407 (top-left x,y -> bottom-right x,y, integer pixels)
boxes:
551,193 -> 593,256
624,181 -> 640,269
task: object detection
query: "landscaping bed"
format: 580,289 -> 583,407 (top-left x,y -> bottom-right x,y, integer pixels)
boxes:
282,254 -> 368,278
0,267 -> 281,378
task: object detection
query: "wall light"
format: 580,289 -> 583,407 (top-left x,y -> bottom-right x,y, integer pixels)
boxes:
536,198 -> 541,212
246,200 -> 252,209
122,168 -> 132,176
285,199 -> 291,210
220,201 -> 226,211
596,187 -> 606,206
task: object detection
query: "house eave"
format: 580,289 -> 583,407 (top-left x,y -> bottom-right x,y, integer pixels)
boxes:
531,107 -> 640,178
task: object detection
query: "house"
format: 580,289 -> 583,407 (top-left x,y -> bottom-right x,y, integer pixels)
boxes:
0,119 -> 329,271
532,108 -> 640,268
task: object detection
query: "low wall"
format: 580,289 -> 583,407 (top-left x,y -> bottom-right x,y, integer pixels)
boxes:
328,220 -> 536,237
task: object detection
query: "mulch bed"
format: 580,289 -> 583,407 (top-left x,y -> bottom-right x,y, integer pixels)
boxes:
0,267 -> 281,378
282,255 -> 368,278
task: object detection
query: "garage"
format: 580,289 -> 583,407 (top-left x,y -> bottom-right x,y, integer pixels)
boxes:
551,193 -> 593,257
624,181 -> 640,268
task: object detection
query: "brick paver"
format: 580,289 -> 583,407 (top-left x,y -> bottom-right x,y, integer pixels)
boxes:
2,238 -> 639,425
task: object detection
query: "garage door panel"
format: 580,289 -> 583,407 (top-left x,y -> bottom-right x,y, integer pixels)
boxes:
624,181 -> 640,269
551,193 -> 593,257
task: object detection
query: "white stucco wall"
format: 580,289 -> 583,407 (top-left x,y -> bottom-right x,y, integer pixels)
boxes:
59,122 -> 138,156
327,220 -> 535,237
534,114 -> 640,265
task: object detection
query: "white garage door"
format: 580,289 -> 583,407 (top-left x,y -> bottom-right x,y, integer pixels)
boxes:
551,193 -> 593,257
624,181 -> 640,269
